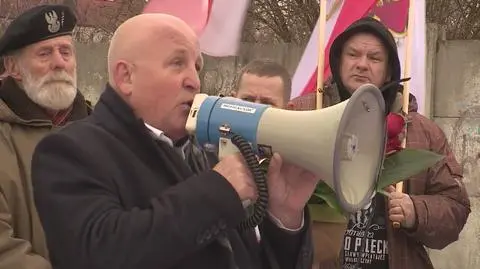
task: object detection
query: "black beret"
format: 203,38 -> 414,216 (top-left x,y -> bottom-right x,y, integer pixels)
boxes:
0,4 -> 77,56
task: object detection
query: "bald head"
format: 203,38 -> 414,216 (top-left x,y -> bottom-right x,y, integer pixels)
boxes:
107,13 -> 199,88
106,13 -> 203,141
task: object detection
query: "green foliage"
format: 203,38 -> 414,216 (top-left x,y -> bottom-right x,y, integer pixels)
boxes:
308,149 -> 444,222
376,149 -> 444,191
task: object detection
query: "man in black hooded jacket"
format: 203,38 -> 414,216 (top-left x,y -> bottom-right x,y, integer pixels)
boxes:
291,17 -> 470,269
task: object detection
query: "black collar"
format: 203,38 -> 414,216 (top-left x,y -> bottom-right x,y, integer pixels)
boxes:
94,84 -> 195,183
95,83 -> 145,130
98,84 -> 193,146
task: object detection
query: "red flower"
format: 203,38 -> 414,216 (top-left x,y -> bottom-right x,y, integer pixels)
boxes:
386,113 -> 406,154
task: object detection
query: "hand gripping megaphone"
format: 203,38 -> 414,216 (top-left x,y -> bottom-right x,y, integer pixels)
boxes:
185,83 -> 386,230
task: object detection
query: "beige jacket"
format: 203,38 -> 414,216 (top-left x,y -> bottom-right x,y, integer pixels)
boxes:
0,77 -> 91,269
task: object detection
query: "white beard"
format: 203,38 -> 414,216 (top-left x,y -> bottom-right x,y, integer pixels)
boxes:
19,68 -> 78,111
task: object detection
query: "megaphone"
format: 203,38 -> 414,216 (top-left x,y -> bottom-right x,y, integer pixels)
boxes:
185,83 -> 386,219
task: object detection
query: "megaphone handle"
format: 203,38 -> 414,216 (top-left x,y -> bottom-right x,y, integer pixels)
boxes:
218,137 -> 241,160
218,137 -> 257,209
217,134 -> 269,231
392,181 -> 404,228
219,138 -> 246,207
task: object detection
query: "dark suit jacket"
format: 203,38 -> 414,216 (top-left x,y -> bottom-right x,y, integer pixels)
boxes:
31,85 -> 313,269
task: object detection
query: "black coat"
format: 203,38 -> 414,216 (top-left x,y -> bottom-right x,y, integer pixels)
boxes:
31,85 -> 313,269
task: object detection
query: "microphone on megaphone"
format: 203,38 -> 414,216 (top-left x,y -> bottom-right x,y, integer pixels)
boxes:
185,83 -> 387,231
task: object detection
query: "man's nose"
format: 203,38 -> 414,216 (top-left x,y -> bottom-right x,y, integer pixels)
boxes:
50,50 -> 67,70
356,56 -> 369,70
184,69 -> 201,93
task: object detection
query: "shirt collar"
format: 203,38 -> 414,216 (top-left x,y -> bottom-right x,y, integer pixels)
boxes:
144,123 -> 189,158
145,123 -> 173,146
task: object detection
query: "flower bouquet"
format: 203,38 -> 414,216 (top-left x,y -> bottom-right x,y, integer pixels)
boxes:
305,111 -> 444,265
257,110 -> 444,265
308,112 -> 445,223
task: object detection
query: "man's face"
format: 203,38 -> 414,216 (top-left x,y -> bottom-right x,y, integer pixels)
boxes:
235,73 -> 285,108
13,35 -> 77,110
127,28 -> 201,141
339,33 -> 390,93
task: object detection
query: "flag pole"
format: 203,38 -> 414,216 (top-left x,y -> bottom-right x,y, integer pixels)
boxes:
393,0 -> 415,229
316,0 -> 328,110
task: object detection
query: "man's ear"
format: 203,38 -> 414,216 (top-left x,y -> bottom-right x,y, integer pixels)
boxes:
4,56 -> 22,80
229,90 -> 237,97
113,60 -> 134,97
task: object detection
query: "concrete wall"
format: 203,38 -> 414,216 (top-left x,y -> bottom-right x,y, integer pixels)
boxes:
73,24 -> 480,268
75,41 -> 109,104
428,38 -> 480,269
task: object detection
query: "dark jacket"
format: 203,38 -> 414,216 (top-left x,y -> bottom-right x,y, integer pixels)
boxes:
31,85 -> 313,269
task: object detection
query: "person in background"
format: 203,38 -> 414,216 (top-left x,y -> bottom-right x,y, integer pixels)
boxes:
0,4 -> 91,269
231,58 -> 293,109
291,16 -> 470,269
194,58 -> 294,176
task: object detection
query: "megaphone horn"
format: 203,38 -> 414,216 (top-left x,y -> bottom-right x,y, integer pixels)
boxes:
185,83 -> 386,224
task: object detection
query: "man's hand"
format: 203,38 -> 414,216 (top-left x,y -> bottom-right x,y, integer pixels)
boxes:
266,153 -> 317,229
385,185 -> 417,229
213,153 -> 256,202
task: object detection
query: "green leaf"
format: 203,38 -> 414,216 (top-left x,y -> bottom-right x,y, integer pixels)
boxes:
311,181 -> 343,213
377,148 -> 444,191
377,189 -> 389,197
308,204 -> 347,223
262,149 -> 442,217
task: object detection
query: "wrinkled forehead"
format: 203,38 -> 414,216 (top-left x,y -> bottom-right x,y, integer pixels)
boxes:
158,26 -> 202,65
240,73 -> 283,88
24,35 -> 74,53
238,74 -> 285,98
343,32 -> 387,54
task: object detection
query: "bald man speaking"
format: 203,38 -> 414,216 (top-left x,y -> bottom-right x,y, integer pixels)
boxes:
30,14 -> 317,269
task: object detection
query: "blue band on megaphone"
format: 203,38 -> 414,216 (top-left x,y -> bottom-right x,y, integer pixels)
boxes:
196,96 -> 269,152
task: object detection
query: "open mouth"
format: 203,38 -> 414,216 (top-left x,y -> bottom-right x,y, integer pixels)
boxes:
182,101 -> 193,109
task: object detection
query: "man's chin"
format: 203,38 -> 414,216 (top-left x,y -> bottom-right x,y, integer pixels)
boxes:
168,127 -> 189,143
38,99 -> 75,111
35,89 -> 77,110
348,82 -> 369,93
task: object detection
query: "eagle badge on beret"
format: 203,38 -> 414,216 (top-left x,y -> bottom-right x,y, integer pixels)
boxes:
45,10 -> 61,34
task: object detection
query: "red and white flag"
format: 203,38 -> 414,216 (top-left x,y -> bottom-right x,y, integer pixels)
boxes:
291,0 -> 427,115
143,0 -> 250,57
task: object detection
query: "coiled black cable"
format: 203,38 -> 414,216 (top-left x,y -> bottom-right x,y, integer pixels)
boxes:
230,133 -> 269,231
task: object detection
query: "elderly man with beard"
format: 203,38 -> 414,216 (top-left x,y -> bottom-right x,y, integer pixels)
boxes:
0,4 -> 91,269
